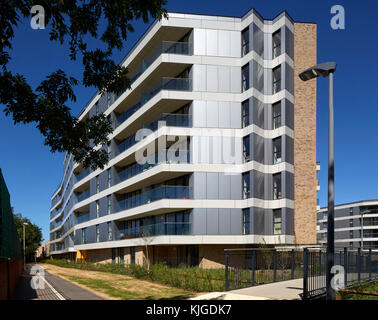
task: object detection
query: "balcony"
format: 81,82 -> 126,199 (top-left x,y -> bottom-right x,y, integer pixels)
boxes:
129,41 -> 192,85
76,189 -> 90,203
115,149 -> 190,185
115,113 -> 192,157
75,167 -> 91,183
116,185 -> 191,212
115,221 -> 191,240
114,77 -> 192,129
76,212 -> 90,224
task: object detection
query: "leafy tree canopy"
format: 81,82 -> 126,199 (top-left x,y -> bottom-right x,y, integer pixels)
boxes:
0,0 -> 167,169
13,212 -> 43,261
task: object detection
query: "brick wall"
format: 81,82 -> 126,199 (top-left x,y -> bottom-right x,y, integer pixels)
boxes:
293,22 -> 318,244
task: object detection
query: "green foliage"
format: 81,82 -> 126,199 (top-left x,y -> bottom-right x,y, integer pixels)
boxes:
0,0 -> 167,169
13,212 -> 43,261
42,259 -> 226,292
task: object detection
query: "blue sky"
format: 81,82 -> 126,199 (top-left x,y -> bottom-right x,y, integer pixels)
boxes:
1,0 -> 377,241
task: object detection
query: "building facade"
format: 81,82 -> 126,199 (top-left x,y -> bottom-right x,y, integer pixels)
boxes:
317,200 -> 378,250
49,9 -> 318,267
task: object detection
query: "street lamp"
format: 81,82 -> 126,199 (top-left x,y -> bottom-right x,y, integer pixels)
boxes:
23,222 -> 28,271
299,62 -> 337,300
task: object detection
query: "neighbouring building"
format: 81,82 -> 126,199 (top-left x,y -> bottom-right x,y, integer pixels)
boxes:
317,200 -> 378,251
49,8 -> 318,267
36,241 -> 50,259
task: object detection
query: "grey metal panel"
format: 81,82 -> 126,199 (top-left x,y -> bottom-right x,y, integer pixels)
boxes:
265,209 -> 273,235
192,100 -> 206,127
252,170 -> 265,200
193,29 -> 206,55
219,174 -> 231,200
264,32 -> 272,60
230,102 -> 241,128
192,208 -> 206,235
218,66 -> 230,92
218,101 -> 230,128
206,172 -> 219,199
284,63 -> 294,94
219,208 -> 231,234
284,26 -> 294,60
284,171 -> 294,200
283,99 -> 294,130
206,65 -> 218,92
193,172 -> 206,199
251,133 -> 264,164
230,67 -> 241,93
193,65 -> 206,92
99,222 -> 108,242
252,60 -> 264,93
251,207 -> 265,235
283,208 -> 294,235
206,209 -> 219,234
230,174 -> 242,200
230,31 -> 241,58
206,29 -> 218,56
218,30 -> 231,57
230,209 -> 242,235
284,135 -> 294,165
206,101 -> 219,128
252,23 -> 264,57
252,97 -> 265,129
87,225 -> 95,244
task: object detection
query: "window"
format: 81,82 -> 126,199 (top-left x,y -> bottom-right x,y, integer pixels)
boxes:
243,136 -> 250,163
96,200 -> 100,218
82,228 -> 87,244
242,100 -> 249,128
107,92 -> 112,108
107,195 -> 112,214
272,29 -> 281,59
272,65 -> 281,94
349,219 -> 354,227
242,172 -> 250,199
272,102 -> 281,129
96,175 -> 100,193
242,64 -> 250,92
273,137 -> 282,164
95,102 -> 99,115
349,230 -> 354,239
107,168 -> 112,188
96,225 -> 100,242
273,209 -> 282,235
107,222 -> 113,241
107,142 -> 111,158
243,208 -> 250,235
273,173 -> 282,200
241,27 -> 249,56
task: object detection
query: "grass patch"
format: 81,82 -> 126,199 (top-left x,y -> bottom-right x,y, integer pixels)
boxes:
338,279 -> 378,300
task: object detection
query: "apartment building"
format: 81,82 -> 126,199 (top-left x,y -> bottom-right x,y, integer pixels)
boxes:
317,200 -> 378,250
49,8 -> 318,267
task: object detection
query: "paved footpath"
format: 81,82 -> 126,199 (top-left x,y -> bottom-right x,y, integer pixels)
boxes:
12,264 -> 103,300
190,278 -> 303,300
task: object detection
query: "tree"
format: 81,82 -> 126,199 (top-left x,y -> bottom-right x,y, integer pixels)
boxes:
13,212 -> 43,262
0,0 -> 167,170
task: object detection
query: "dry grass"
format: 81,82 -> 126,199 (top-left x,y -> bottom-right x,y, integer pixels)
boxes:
39,263 -> 198,300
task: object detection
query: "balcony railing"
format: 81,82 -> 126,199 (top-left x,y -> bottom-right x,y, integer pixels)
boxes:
115,222 -> 191,240
76,189 -> 90,203
129,41 -> 192,85
115,113 -> 192,157
117,185 -> 191,212
75,167 -> 91,182
115,149 -> 190,185
76,212 -> 90,224
114,77 -> 192,129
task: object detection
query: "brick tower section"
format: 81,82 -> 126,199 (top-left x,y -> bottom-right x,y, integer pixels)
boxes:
293,22 -> 318,244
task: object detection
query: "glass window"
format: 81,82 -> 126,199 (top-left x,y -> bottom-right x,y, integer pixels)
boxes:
242,64 -> 250,92
96,175 -> 100,193
107,92 -> 112,108
242,172 -> 250,199
242,100 -> 249,128
107,169 -> 112,188
108,222 -> 113,241
95,102 -> 99,115
82,228 -> 87,244
273,137 -> 282,164
273,173 -> 282,200
273,209 -> 282,235
107,142 -> 111,158
96,225 -> 100,242
272,101 -> 281,129
272,29 -> 281,58
243,208 -> 250,235
243,136 -> 250,163
166,214 -> 175,235
96,200 -> 100,218
242,27 -> 249,56
273,65 -> 281,94
107,195 -> 111,214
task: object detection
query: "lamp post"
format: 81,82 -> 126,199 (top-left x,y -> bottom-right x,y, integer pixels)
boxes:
299,62 -> 337,300
23,222 -> 28,270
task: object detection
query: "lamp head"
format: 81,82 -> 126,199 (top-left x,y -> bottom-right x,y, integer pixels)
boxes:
299,62 -> 337,81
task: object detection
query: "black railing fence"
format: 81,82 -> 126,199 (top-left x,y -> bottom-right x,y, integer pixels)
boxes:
224,248 -> 304,291
225,247 -> 378,299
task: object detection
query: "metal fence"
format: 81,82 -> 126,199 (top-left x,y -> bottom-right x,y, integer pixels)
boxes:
224,248 -> 304,291
302,248 -> 378,299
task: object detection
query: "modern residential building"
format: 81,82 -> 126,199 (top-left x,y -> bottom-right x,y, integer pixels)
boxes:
49,8 -> 318,267
317,200 -> 378,251
36,241 -> 50,259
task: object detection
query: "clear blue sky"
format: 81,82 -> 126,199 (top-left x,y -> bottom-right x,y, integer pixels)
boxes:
1,0 -> 377,242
